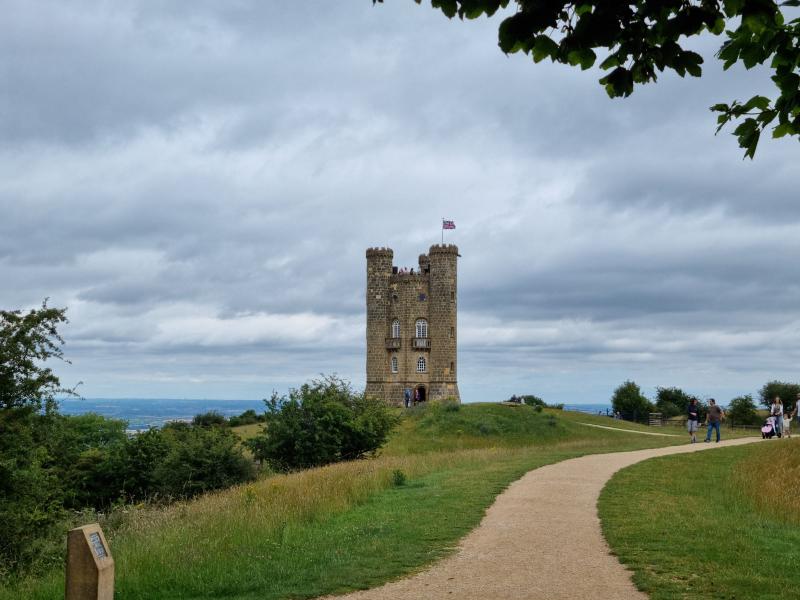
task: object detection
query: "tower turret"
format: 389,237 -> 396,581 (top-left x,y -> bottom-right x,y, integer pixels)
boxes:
365,247 -> 393,400
427,244 -> 459,401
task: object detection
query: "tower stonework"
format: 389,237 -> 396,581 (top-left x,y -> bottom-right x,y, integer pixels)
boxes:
365,245 -> 460,406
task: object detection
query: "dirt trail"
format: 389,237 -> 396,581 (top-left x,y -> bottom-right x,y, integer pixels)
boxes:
322,437 -> 759,600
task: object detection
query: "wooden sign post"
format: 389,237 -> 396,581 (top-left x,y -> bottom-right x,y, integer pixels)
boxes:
65,524 -> 114,600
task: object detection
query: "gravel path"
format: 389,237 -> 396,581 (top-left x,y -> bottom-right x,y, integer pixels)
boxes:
322,437 -> 759,600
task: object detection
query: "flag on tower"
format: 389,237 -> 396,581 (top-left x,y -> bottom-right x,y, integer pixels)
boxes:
442,220 -> 456,230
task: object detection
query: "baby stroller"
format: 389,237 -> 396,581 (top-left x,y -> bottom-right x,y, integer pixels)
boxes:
762,416 -> 777,439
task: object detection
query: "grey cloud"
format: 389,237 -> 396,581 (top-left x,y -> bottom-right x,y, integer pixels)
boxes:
2,1 -> 799,404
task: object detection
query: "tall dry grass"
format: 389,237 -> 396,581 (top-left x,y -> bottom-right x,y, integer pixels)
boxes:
110,446 -> 523,571
734,439 -> 800,523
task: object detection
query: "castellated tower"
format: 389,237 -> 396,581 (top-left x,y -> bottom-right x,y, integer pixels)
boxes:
365,245 -> 460,406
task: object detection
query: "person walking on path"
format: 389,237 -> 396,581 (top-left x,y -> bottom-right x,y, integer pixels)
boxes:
704,399 -> 725,443
403,388 -> 411,409
687,398 -> 700,443
770,396 -> 784,438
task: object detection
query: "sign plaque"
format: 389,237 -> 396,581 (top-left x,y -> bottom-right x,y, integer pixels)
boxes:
65,524 -> 114,600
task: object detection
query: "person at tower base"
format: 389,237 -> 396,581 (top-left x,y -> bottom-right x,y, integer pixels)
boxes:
687,397 -> 700,443
704,399 -> 724,443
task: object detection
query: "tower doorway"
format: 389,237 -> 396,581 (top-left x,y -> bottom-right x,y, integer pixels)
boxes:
415,385 -> 427,404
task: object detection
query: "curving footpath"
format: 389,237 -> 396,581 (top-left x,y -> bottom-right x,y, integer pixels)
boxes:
323,437 -> 760,600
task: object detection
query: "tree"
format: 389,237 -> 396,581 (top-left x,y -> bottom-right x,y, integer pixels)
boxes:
378,1 -> 800,158
654,386 -> 696,418
727,394 -> 760,425
248,376 -> 399,471
758,380 -> 800,412
0,300 -> 74,414
611,380 -> 653,420
0,301 -> 73,577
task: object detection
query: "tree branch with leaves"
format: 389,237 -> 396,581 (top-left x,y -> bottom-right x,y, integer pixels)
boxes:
376,0 -> 800,158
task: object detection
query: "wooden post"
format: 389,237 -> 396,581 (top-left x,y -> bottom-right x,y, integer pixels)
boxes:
65,524 -> 114,600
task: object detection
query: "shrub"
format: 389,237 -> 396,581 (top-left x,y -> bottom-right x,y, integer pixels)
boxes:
611,380 -> 653,421
727,394 -> 760,426
228,409 -> 264,427
392,469 -> 407,487
521,394 -> 545,408
247,375 -> 398,471
153,425 -> 255,498
192,411 -> 228,428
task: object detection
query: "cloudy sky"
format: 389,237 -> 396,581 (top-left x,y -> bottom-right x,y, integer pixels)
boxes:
3,1 -> 800,405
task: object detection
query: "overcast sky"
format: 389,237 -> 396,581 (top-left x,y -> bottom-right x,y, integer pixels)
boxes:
3,1 -> 800,405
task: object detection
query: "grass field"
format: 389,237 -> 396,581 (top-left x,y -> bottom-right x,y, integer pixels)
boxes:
231,422 -> 265,441
599,439 -> 800,600
2,404 -> 686,600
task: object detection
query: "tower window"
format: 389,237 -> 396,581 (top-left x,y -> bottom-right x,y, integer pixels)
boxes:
391,356 -> 398,373
391,319 -> 400,338
417,356 -> 426,373
450,326 -> 454,338
415,319 -> 428,338
451,291 -> 454,301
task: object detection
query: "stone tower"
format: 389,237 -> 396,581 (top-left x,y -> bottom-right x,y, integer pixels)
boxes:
365,245 -> 460,406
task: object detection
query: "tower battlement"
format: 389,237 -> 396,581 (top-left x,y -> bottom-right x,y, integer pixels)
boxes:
365,245 -> 460,406
366,247 -> 394,258
428,244 -> 459,255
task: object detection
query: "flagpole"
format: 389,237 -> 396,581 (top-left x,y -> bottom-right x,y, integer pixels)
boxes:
441,218 -> 444,244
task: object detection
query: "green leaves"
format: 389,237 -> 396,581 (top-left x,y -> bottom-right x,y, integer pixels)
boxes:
567,47 -> 596,69
532,35 -> 559,62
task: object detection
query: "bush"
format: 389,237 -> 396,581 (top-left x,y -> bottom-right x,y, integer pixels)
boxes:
509,394 -> 560,409
247,376 -> 398,471
228,409 -> 265,427
392,469 -> 407,487
521,395 -> 545,408
0,410 -> 65,579
612,380 -> 653,421
727,395 -> 760,426
192,411 -> 228,428
758,380 -> 800,413
153,425 -> 255,498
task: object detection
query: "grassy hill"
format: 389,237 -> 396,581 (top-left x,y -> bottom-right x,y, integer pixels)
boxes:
2,403 -> 688,600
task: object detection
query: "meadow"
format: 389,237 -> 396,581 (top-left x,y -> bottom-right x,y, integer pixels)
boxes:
599,439 -> 800,599
1,403 -> 686,600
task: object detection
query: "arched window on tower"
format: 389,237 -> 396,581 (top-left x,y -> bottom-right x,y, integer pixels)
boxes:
417,356 -> 426,373
415,319 -> 428,338
391,319 -> 400,338
391,355 -> 398,373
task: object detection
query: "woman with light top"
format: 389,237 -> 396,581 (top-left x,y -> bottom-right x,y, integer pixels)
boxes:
770,396 -> 784,439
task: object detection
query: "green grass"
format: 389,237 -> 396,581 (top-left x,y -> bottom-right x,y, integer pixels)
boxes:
3,404 -> 687,600
599,440 -> 800,600
231,422 -> 265,441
